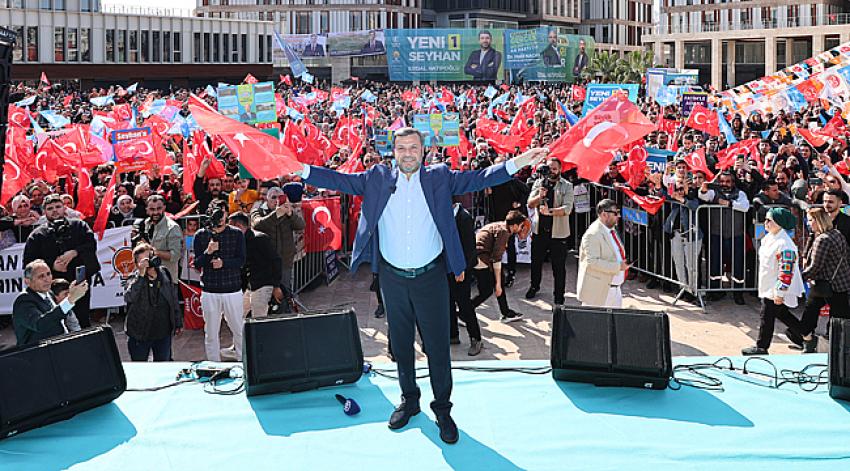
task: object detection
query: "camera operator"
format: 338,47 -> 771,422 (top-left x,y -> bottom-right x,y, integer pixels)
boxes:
698,171 -> 750,305
251,187 -> 305,295
227,212 -> 282,318
23,194 -> 100,327
526,158 -> 574,305
124,243 -> 182,362
193,201 -> 246,361
132,195 -> 183,283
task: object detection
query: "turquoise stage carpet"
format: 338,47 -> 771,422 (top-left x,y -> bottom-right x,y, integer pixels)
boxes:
2,355 -> 850,470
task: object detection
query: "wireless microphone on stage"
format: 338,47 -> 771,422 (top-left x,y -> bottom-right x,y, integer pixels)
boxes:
335,394 -> 361,416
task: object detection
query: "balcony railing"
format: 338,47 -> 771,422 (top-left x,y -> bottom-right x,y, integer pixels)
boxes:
101,4 -> 197,18
653,13 -> 850,35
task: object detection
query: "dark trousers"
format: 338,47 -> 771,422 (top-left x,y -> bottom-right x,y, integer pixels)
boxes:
530,232 -> 568,301
449,275 -> 481,341
708,235 -> 745,288
800,291 -> 850,336
379,257 -> 452,416
471,267 -> 510,315
75,284 -> 93,328
505,234 -> 516,272
756,298 -> 807,349
127,335 -> 172,362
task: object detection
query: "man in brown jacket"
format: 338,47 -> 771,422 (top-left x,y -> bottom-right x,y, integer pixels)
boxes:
250,187 -> 306,295
471,210 -> 527,323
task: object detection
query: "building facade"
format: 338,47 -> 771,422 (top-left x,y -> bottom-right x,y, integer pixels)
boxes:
644,0 -> 850,89
577,0 -> 653,55
5,0 -> 275,88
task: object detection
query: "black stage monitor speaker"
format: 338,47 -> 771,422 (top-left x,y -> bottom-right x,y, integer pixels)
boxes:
0,326 -> 127,440
551,305 -> 672,389
243,309 -> 363,396
829,318 -> 850,402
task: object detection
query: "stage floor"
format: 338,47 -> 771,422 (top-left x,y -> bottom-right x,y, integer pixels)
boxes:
2,356 -> 850,470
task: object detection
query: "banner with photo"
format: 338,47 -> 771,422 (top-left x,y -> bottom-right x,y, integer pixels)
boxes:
504,28 -> 594,83
217,81 -> 277,125
328,30 -> 386,57
112,127 -> 157,173
413,113 -> 460,147
0,227 -> 134,315
386,29 -> 505,82
278,33 -> 327,58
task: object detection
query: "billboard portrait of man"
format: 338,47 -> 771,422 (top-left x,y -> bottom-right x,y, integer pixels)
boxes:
541,28 -> 562,67
573,39 -> 589,78
464,30 -> 502,81
303,34 -> 325,57
361,30 -> 385,54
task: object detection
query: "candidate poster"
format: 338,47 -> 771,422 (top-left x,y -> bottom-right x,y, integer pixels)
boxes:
112,127 -> 157,173
581,84 -> 640,115
646,68 -> 699,100
217,81 -> 276,125
413,113 -> 460,147
328,30 -> 386,57
504,28 -> 594,83
0,227 -> 134,315
386,29 -> 505,82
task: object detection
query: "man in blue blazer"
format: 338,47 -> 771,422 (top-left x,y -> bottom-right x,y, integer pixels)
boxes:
295,127 -> 546,444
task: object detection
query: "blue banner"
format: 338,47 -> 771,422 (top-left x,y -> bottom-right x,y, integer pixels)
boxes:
622,207 -> 648,226
680,92 -> 708,117
386,29 -> 505,82
582,84 -> 640,115
646,147 -> 675,174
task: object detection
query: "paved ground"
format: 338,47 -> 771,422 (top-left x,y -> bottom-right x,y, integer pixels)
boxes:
0,256 -> 829,362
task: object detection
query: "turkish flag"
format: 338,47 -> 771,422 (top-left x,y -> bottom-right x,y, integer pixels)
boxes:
821,114 -> 847,137
439,87 -> 455,104
337,153 -> 365,174
314,89 -> 329,102
144,114 -> 172,137
683,148 -> 715,180
244,73 -> 258,84
93,174 -> 118,240
685,105 -> 720,136
302,197 -> 343,252
112,127 -> 158,173
510,97 -> 536,135
446,131 -> 472,170
715,138 -> 759,171
76,167 -> 96,218
621,187 -> 666,215
331,116 -> 360,148
112,103 -> 133,122
183,139 -> 199,198
331,87 -> 349,102
280,74 -> 292,86
189,100 -> 302,180
547,94 -> 655,182
571,85 -> 586,102
799,127 -> 829,148
54,125 -> 108,168
656,117 -> 679,135
402,89 -> 420,102
40,72 -> 51,88
475,116 -> 509,139
301,120 -> 338,161
1,138 -> 33,206
283,120 -> 324,166
180,282 -> 206,330
348,195 -> 362,250
8,104 -> 31,128
617,145 -> 648,189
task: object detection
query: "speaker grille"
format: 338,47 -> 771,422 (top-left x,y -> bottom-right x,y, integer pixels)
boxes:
553,309 -> 610,369
613,313 -> 663,374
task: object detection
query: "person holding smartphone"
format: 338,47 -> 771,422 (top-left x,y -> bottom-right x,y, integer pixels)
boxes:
251,187 -> 305,296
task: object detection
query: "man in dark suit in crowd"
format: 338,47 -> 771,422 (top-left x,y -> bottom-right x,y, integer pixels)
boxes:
360,30 -> 385,54
449,202 -> 483,356
293,126 -> 546,444
13,259 -> 89,346
302,34 -> 325,57
464,30 -> 502,81
541,29 -> 562,67
573,39 -> 589,79
23,194 -> 101,328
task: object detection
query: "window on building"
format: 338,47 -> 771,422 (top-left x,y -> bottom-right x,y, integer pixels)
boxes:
222,34 -> 229,63
296,12 -> 310,34
193,32 -> 201,62
117,30 -> 126,62
164,31 -> 171,62
267,34 -> 272,62
129,30 -> 138,62
81,0 -> 91,12
27,26 -> 38,62
106,29 -> 114,62
368,12 -> 378,30
174,32 -> 182,62
67,28 -> 78,61
142,31 -> 150,62
153,31 -> 160,61
213,32 -> 219,62
320,11 -> 329,33
258,35 -> 264,63
350,12 -> 362,30
241,33 -> 247,62
40,0 -> 51,9
80,28 -> 90,61
54,27 -> 65,61
203,32 -> 210,62
231,33 -> 238,62
11,26 -> 22,62
54,0 -> 63,10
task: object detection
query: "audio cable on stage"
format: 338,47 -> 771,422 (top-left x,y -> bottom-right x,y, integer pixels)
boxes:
670,357 -> 829,392
126,362 -> 245,395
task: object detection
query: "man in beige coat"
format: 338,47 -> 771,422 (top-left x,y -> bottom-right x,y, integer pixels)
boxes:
577,199 -> 630,308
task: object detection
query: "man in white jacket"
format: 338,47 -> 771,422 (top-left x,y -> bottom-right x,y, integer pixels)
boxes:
742,207 -> 806,355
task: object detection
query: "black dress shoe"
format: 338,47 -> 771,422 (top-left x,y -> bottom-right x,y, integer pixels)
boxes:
388,403 -> 420,430
553,296 -> 565,306
742,346 -> 768,356
803,335 -> 819,354
435,414 -> 459,444
525,287 -> 538,299
784,328 -> 804,348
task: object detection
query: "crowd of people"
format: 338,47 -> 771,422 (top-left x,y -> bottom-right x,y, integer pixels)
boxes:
5,74 -> 850,364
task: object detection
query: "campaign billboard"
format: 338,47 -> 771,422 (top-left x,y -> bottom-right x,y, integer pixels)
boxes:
504,27 -> 594,83
328,30 -> 386,57
386,29 -> 505,82
413,113 -> 460,147
217,81 -> 277,125
581,84 -> 640,115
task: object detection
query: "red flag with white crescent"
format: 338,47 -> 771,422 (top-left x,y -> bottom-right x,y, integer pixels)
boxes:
302,197 -> 342,252
684,105 -> 720,136
683,148 -> 715,180
93,174 -> 118,240
75,167 -> 96,218
180,282 -> 206,330
621,187 -> 666,215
